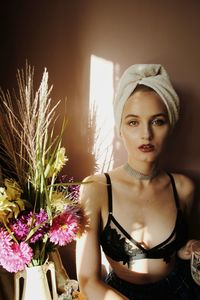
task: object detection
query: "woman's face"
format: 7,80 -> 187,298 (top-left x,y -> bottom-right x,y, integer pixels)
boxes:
120,90 -> 170,163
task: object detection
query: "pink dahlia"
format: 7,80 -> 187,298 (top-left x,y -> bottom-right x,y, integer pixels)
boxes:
0,227 -> 12,246
0,227 -> 33,272
49,208 -> 79,246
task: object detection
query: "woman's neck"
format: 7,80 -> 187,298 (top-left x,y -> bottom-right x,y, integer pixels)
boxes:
124,159 -> 160,182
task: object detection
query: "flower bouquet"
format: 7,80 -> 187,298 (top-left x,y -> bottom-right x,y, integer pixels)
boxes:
0,64 -> 87,299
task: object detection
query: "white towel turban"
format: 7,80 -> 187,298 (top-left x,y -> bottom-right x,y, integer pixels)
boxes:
113,64 -> 180,135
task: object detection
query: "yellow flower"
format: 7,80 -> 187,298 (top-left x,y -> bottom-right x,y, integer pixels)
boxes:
0,187 -> 7,202
0,180 -> 25,222
50,191 -> 70,212
11,199 -> 25,219
0,198 -> 12,221
46,147 -> 68,178
54,147 -> 68,172
4,179 -> 22,200
0,187 -> 13,214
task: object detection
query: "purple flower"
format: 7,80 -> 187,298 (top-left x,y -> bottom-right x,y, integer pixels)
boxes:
68,182 -> 80,201
10,209 -> 49,244
56,175 -> 80,200
28,209 -> 49,244
10,214 -> 30,240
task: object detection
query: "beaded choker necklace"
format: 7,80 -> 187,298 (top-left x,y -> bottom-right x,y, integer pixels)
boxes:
123,162 -> 158,181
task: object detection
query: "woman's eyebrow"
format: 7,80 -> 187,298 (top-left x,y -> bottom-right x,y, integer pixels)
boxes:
125,113 -> 167,119
151,113 -> 168,118
125,114 -> 139,119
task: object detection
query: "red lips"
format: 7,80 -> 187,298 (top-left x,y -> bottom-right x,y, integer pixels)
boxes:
138,144 -> 155,152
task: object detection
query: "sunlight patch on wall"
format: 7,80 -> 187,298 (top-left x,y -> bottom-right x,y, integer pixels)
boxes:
89,55 -> 114,173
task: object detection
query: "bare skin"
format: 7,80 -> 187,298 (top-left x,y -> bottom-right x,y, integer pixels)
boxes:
76,90 -> 195,300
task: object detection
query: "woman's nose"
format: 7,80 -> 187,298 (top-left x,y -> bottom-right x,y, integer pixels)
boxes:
141,124 -> 153,141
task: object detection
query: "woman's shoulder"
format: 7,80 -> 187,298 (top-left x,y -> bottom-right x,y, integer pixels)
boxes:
171,173 -> 195,194
171,172 -> 195,208
79,173 -> 108,208
82,173 -> 108,189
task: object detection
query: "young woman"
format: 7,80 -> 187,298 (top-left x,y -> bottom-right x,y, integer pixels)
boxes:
76,64 -> 200,299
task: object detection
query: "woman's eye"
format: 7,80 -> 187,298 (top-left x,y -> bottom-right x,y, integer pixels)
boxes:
128,120 -> 138,126
152,119 -> 166,126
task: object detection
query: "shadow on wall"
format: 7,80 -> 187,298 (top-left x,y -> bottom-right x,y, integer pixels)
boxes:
162,86 -> 200,172
59,242 -> 77,280
62,107 -> 98,180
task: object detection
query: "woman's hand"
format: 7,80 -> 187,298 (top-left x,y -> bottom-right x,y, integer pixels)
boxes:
177,239 -> 197,260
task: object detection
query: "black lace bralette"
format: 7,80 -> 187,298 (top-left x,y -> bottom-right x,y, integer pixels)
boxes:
99,173 -> 187,267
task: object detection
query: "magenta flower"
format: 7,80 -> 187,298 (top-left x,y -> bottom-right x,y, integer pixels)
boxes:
28,209 -> 49,243
10,209 -> 49,244
0,228 -> 33,272
49,207 -> 79,246
10,214 -> 29,240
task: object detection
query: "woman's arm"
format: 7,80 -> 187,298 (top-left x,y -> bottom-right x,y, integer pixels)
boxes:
76,175 -> 128,300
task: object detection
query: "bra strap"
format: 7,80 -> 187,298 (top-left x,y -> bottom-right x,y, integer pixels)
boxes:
104,173 -> 113,214
167,172 -> 180,209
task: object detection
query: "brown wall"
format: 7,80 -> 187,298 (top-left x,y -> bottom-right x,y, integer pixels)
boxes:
1,0 -> 200,283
